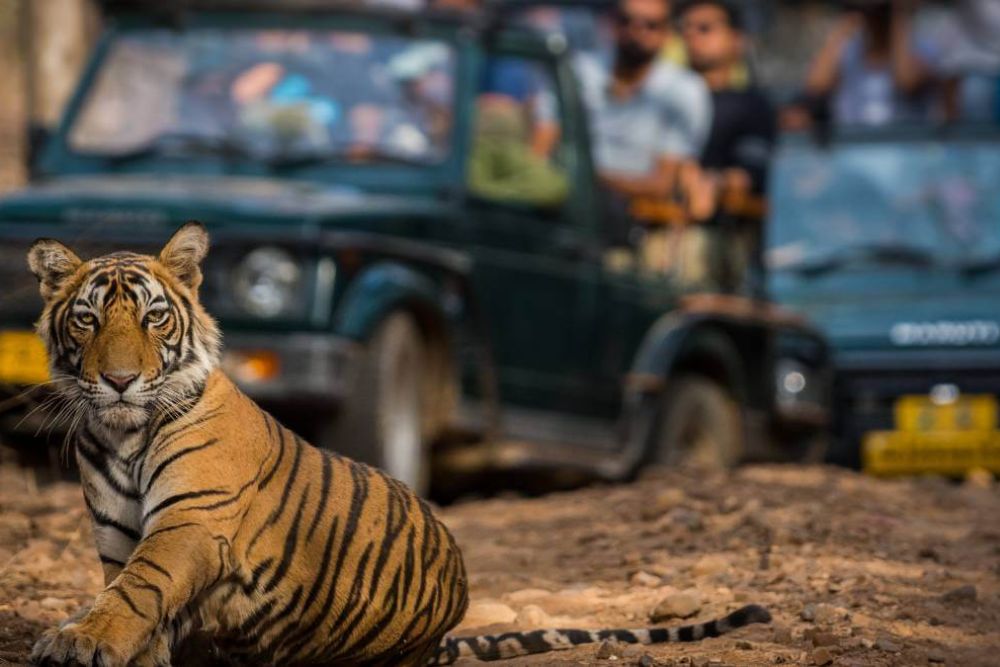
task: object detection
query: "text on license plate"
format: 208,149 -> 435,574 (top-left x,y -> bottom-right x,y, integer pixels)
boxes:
863,394 -> 1000,475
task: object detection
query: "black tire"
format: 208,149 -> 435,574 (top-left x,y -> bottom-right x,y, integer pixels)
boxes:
653,374 -> 743,469
317,312 -> 430,495
773,429 -> 829,464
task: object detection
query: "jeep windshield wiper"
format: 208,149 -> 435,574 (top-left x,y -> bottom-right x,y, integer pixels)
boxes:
103,133 -> 254,165
787,242 -> 937,277
267,147 -> 429,170
959,252 -> 1000,277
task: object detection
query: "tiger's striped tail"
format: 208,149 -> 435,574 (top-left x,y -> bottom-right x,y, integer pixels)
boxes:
430,604 -> 771,664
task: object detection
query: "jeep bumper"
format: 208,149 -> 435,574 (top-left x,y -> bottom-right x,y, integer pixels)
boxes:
221,334 -> 362,405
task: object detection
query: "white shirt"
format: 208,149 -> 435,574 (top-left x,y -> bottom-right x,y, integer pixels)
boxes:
575,54 -> 713,176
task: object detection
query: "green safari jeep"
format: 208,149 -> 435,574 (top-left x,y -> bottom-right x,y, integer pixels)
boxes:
0,1 -> 830,495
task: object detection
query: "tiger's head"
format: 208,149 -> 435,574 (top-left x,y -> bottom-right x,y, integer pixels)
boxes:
27,222 -> 221,431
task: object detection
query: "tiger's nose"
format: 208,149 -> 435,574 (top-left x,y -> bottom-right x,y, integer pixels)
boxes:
101,372 -> 138,393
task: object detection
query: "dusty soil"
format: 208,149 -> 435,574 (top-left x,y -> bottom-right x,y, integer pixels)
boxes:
1,461 -> 998,667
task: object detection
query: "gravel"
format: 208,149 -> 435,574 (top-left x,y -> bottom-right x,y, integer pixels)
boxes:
2,461 -> 1000,666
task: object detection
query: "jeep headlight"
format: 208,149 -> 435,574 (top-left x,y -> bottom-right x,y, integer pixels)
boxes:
233,247 -> 302,318
775,358 -> 822,411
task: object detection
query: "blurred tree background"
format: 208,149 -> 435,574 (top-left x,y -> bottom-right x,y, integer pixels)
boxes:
0,0 -> 99,193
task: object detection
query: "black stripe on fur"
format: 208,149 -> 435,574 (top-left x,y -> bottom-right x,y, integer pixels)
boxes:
430,604 -> 772,664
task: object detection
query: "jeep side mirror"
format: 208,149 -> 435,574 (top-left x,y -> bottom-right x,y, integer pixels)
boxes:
26,124 -> 52,179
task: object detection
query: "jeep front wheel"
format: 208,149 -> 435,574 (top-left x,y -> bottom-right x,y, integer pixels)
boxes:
654,375 -> 743,469
317,312 -> 430,495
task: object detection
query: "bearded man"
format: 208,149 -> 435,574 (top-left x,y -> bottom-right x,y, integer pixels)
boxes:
576,0 -> 712,201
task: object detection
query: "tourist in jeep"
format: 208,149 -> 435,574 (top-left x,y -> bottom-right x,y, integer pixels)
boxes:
677,0 -> 776,291
678,0 -> 776,196
576,0 -> 711,205
801,0 -> 941,128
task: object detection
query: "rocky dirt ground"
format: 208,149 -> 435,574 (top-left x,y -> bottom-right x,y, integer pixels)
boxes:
1,459 -> 998,666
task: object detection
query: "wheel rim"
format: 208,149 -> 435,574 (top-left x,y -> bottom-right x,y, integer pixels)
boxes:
379,326 -> 425,491
662,385 -> 739,470
670,405 -> 716,468
681,426 -> 721,469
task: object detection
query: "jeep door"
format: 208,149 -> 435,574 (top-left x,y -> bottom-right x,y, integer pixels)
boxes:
461,38 -> 613,438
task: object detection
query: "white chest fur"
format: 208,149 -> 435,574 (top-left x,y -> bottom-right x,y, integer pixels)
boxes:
76,423 -> 146,567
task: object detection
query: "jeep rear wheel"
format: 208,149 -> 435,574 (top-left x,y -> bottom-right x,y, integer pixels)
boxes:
654,375 -> 743,469
318,312 -> 430,495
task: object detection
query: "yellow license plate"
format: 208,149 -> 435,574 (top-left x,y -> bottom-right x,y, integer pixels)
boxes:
896,394 -> 997,431
864,393 -> 1000,475
0,331 -> 50,385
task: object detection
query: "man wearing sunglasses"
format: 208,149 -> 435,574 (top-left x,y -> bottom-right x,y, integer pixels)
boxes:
677,0 -> 775,291
678,0 -> 775,197
576,0 -> 711,210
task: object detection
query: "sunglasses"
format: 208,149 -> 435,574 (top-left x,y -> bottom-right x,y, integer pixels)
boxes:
679,19 -> 730,35
616,13 -> 668,31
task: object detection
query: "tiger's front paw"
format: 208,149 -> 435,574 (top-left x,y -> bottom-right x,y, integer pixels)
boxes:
31,605 -> 92,657
30,622 -> 128,667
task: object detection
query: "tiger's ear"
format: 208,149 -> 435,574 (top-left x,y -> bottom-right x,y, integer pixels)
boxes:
27,239 -> 82,300
159,221 -> 209,290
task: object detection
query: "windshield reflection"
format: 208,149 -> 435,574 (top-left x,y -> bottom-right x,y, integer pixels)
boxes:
69,29 -> 456,165
767,137 -> 1000,272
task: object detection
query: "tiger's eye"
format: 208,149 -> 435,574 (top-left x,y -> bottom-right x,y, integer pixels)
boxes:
74,313 -> 96,327
145,310 -> 169,327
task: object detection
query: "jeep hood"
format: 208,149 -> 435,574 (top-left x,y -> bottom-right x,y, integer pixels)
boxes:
772,267 -> 1000,354
0,174 -> 449,235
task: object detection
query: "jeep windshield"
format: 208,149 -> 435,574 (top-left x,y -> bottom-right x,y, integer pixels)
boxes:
67,26 -> 457,169
767,130 -> 1000,275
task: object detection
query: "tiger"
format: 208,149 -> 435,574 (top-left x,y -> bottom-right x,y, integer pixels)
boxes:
27,222 -> 771,666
